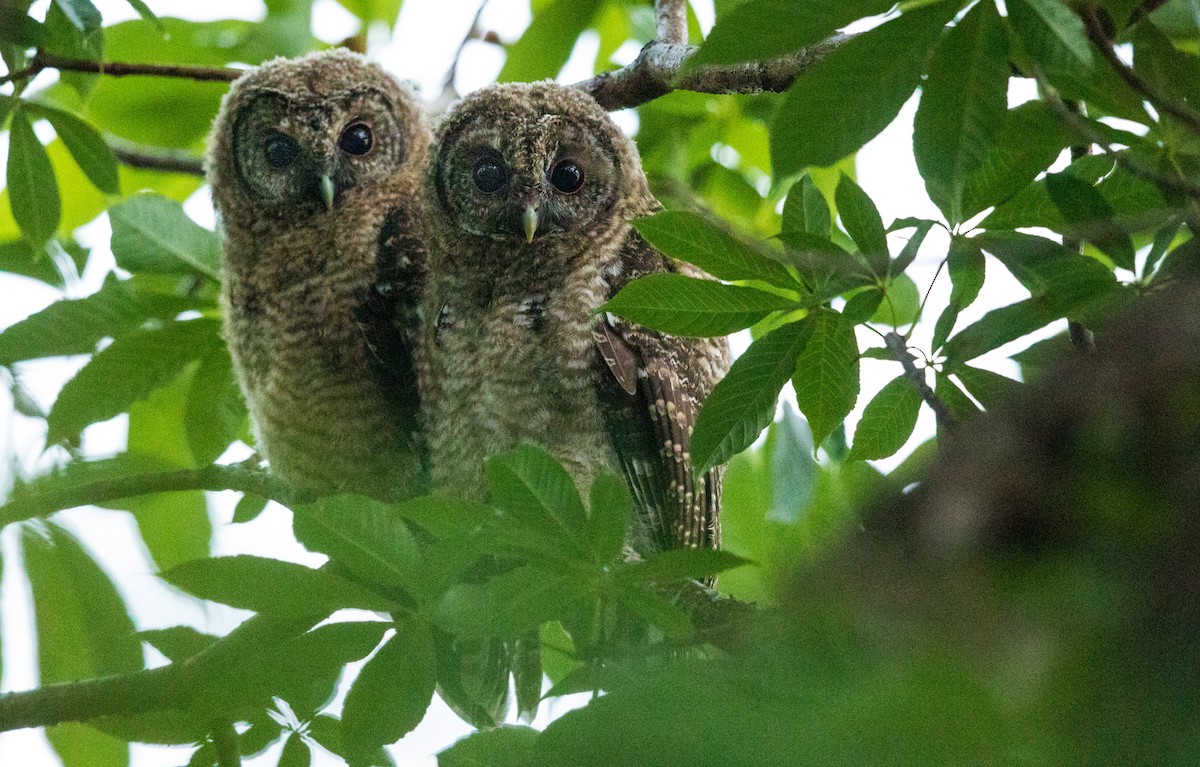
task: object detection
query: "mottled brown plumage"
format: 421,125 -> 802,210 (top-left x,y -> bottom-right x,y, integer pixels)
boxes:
420,82 -> 729,554
207,49 -> 430,499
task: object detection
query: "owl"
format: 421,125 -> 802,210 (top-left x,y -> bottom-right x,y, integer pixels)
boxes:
420,82 -> 730,555
207,49 -> 431,500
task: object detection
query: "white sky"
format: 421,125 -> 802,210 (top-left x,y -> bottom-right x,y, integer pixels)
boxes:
0,1 -> 1060,765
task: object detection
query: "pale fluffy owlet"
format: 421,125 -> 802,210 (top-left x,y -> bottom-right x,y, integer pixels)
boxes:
420,82 -> 730,554
207,49 -> 430,500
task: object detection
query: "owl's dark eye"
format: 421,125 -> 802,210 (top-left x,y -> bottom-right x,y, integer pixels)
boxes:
264,134 -> 300,170
339,123 -> 373,155
550,160 -> 584,194
472,157 -> 507,194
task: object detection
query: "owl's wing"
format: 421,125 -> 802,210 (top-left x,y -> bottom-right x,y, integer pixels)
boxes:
357,204 -> 426,444
594,232 -> 730,553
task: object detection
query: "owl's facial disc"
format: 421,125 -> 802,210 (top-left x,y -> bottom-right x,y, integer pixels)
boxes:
232,89 -> 405,211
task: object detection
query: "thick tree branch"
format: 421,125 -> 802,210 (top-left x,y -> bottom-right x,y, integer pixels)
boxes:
0,608 -> 327,732
656,0 -> 687,45
885,332 -> 956,432
1,51 -> 241,86
575,36 -> 845,111
110,139 -> 205,176
0,464 -> 298,528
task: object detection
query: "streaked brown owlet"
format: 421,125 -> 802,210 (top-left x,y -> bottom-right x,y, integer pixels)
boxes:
420,82 -> 730,554
207,49 -> 430,500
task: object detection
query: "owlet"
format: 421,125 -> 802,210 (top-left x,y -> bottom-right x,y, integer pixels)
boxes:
420,82 -> 730,554
207,49 -> 430,499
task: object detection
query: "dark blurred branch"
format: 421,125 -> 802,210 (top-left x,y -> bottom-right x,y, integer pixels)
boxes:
0,464 -> 298,528
577,36 -> 844,111
110,139 -> 205,176
656,0 -> 688,45
885,332 -> 956,432
1,51 -> 240,86
1078,6 -> 1200,137
1063,109 -> 1097,354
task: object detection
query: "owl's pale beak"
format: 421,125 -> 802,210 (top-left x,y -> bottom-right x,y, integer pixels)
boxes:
319,175 -> 336,211
522,205 -> 538,244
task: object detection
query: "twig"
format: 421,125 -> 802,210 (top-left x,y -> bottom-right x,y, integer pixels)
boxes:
211,719 -> 242,767
0,464 -> 299,528
0,610 -> 326,732
110,139 -> 205,176
656,0 -> 688,45
1078,6 -> 1200,138
1,51 -> 240,87
575,36 -> 845,111
885,332 -> 956,432
436,0 -> 493,108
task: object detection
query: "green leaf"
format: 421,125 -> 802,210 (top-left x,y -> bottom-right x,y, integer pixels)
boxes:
687,0 -> 894,70
959,101 -> 1072,221
835,174 -> 888,275
184,344 -> 246,465
485,444 -> 589,557
341,621 -> 437,762
791,308 -> 859,449
498,0 -> 602,82
51,0 -> 102,35
782,175 -> 832,240
122,0 -> 162,27
634,212 -> 795,287
617,548 -> 749,583
954,365 -> 1023,409
437,567 -> 592,638
109,193 -> 221,279
0,275 -> 165,365
46,318 -> 222,444
1045,172 -> 1136,271
693,318 -> 814,473
279,732 -> 311,767
842,288 -> 883,324
870,273 -> 920,328
616,584 -> 693,639
935,374 -> 979,422
47,723 -> 128,767
232,492 -> 268,524
587,472 -> 632,565
1007,0 -> 1146,120
138,625 -> 217,663
293,495 -> 422,595
601,274 -> 796,337
913,1 -> 1009,225
767,405 -> 818,523
22,522 -> 140,767
162,555 -> 397,614
7,109 -> 61,246
771,2 -> 956,175
41,1 -> 102,99
439,726 -> 539,767
889,219 -> 935,277
932,236 -> 986,351
25,102 -> 119,194
847,375 -> 923,461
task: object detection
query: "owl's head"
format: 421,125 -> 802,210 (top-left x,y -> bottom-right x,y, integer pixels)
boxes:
208,49 -> 426,219
428,82 -> 653,246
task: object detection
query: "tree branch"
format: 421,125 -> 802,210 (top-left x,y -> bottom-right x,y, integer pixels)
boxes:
885,332 -> 956,432
656,0 -> 687,46
0,608 -> 328,732
109,139 -> 205,176
575,36 -> 845,111
0,464 -> 299,528
1078,6 -> 1200,138
1,51 -> 241,86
